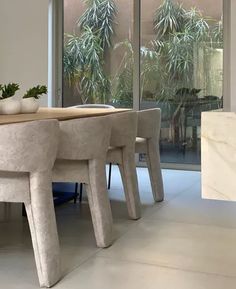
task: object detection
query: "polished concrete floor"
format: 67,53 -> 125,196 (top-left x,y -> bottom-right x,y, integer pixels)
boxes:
1,167 -> 236,288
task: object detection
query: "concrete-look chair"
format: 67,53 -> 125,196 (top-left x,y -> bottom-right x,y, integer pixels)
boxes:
0,120 -> 61,288
52,116 -> 113,248
65,103 -> 115,202
135,108 -> 164,202
107,111 -> 141,220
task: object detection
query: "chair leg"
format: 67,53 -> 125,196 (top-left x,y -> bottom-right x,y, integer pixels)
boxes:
85,159 -> 113,248
22,203 -> 27,217
74,183 -> 78,204
118,148 -> 141,220
107,163 -> 112,190
146,140 -> 164,202
25,171 -> 61,288
79,183 -> 83,203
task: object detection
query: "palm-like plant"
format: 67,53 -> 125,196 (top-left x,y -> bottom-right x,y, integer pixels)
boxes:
140,46 -> 162,102
112,40 -> 164,107
64,27 -> 110,103
150,0 -> 223,145
152,0 -> 222,102
184,8 -> 210,41
64,34 -> 83,86
63,0 -> 116,104
112,40 -> 134,107
211,17 -> 223,48
64,0 -> 223,109
78,0 -> 117,49
154,0 -> 185,39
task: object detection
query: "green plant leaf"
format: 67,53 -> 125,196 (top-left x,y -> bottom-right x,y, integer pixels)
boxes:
23,85 -> 47,99
0,83 -> 20,99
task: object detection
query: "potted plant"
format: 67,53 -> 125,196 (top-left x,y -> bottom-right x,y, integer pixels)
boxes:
0,83 -> 21,115
21,85 -> 47,113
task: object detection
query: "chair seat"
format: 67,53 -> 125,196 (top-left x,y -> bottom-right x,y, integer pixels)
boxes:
135,137 -> 147,153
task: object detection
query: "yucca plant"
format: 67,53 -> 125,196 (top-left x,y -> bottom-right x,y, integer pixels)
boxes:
154,0 -> 185,39
211,17 -> 223,48
151,0 -> 223,145
152,0 -> 222,101
78,0 -> 117,49
64,27 -> 110,104
64,0 -> 116,104
112,40 -> 134,107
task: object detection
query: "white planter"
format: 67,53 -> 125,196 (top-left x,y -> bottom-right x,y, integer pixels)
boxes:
21,98 -> 39,114
0,97 -> 21,115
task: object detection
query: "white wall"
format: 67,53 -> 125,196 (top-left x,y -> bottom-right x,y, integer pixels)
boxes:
0,0 -> 49,106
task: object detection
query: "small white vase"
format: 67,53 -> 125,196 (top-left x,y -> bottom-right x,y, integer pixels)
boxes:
0,97 -> 21,115
21,98 -> 39,113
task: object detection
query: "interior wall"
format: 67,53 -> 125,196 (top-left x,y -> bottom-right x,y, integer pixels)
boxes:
0,0 -> 49,106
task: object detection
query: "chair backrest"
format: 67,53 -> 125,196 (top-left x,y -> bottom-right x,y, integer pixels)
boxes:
69,104 -> 115,109
0,120 -> 59,173
57,115 -> 112,161
109,111 -> 138,148
137,108 -> 161,140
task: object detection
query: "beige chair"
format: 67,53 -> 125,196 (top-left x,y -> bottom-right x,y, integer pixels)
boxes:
66,103 -> 115,202
53,116 -> 113,248
0,120 -> 61,288
135,108 -> 164,202
107,111 -> 141,220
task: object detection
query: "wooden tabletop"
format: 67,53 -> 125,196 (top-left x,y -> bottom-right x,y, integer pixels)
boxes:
0,107 -> 130,125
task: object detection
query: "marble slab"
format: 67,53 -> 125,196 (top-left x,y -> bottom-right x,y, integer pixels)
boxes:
202,112 -> 236,201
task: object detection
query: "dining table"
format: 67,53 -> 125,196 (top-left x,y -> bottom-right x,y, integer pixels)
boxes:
0,107 -> 130,125
0,106 -> 130,206
0,106 -> 138,287
0,105 -> 135,208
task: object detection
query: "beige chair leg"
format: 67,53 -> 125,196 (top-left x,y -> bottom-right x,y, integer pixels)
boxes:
85,159 -> 113,248
146,140 -> 164,202
26,171 -> 61,288
118,149 -> 141,220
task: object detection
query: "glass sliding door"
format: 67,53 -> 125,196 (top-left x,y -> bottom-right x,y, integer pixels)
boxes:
60,0 -> 224,169
63,0 -> 134,108
140,0 -> 223,165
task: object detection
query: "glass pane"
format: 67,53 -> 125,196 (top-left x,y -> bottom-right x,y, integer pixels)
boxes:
63,0 -> 134,108
140,0 -> 223,165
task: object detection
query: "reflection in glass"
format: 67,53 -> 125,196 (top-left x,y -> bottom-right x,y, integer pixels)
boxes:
141,0 -> 223,165
63,0 -> 223,166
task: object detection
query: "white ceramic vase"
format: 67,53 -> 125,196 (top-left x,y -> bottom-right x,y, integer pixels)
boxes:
0,97 -> 21,115
21,98 -> 39,113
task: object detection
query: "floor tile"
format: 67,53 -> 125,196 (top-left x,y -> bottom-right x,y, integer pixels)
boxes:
0,202 -> 24,222
55,256 -> 236,289
146,181 -> 236,228
0,249 -> 39,289
1,169 -> 236,289
108,167 -> 201,204
0,217 -> 31,249
98,219 -> 236,277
